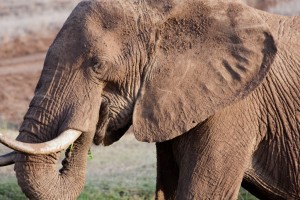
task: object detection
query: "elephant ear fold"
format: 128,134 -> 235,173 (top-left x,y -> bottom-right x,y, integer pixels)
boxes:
133,1 -> 277,142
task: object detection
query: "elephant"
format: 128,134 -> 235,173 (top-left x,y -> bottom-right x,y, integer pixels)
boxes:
0,0 -> 299,199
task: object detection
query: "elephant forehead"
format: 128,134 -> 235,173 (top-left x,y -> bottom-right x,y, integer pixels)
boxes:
76,0 -> 125,30
86,28 -> 123,58
82,2 -> 137,58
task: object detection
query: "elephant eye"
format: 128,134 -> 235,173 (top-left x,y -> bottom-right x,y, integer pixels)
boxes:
91,58 -> 104,74
92,62 -> 101,71
88,57 -> 119,82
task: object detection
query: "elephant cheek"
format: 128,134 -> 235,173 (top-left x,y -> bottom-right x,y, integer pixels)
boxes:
60,87 -> 103,135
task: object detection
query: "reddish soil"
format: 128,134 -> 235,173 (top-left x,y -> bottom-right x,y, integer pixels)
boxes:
0,54 -> 44,127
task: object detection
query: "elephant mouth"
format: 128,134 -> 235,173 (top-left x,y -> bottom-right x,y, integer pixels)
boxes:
93,100 -> 131,146
101,124 -> 131,146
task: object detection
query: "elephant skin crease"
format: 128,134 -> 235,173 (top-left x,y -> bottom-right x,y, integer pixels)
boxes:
0,0 -> 298,199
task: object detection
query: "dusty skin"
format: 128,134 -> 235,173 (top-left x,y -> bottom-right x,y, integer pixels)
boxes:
0,0 -> 294,125
0,0 -> 299,199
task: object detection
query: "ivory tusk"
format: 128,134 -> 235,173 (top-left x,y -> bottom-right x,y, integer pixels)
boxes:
0,151 -> 16,166
0,129 -> 82,155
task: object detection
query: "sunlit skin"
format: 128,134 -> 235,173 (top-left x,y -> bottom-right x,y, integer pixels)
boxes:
0,0 -> 299,199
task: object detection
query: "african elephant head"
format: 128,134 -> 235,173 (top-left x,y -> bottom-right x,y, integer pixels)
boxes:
0,0 -> 276,199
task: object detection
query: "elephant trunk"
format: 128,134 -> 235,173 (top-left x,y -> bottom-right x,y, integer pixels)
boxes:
9,40 -> 102,199
14,137 -> 89,199
13,99 -> 97,199
14,128 -> 92,199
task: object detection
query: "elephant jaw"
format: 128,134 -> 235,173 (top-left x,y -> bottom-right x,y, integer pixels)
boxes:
93,101 -> 131,146
93,116 -> 130,146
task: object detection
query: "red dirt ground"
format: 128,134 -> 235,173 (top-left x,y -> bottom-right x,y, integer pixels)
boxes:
0,54 -> 44,126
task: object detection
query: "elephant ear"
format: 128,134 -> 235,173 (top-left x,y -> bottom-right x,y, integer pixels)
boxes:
133,1 -> 276,142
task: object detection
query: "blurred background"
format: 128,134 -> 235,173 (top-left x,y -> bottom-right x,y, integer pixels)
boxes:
0,0 -> 299,199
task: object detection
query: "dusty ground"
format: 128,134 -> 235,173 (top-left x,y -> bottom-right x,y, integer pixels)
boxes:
0,54 -> 44,127
0,0 -> 299,127
0,0 -> 80,59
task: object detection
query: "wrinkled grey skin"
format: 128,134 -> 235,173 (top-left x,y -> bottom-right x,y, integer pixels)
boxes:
5,0 -> 299,199
156,11 -> 300,200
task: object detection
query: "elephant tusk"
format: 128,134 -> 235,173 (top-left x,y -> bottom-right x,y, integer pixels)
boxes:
0,151 -> 16,166
0,129 -> 82,155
